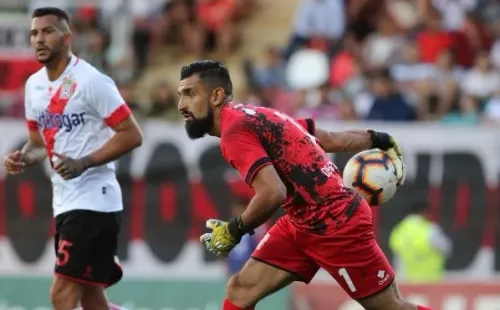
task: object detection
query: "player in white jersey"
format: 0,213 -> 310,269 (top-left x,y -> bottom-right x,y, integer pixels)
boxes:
3,7 -> 143,310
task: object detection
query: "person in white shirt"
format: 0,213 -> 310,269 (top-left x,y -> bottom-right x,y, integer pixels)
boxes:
3,7 -> 143,310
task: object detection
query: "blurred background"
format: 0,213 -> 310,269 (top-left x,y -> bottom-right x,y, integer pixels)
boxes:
0,0 -> 500,309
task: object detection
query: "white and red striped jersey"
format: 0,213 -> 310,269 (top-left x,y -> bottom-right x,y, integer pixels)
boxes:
24,55 -> 130,216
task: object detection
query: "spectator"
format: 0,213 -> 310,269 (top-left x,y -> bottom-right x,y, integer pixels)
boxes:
483,89 -> 500,124
193,0 -> 238,58
390,41 -> 435,91
346,0 -> 385,42
253,47 -> 288,90
451,13 -> 492,67
488,21 -> 500,70
441,95 -> 480,125
159,0 -> 197,55
362,13 -> 405,70
365,70 -> 416,121
419,49 -> 462,120
294,84 -> 350,120
329,32 -> 360,88
386,0 -> 425,32
117,81 -> 145,121
147,81 -> 182,121
461,50 -> 500,101
432,0 -> 477,30
416,9 -> 453,63
284,0 -> 346,60
390,41 -> 435,118
343,61 -> 369,103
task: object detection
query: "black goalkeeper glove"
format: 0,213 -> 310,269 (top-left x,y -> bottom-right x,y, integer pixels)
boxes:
367,130 -> 406,186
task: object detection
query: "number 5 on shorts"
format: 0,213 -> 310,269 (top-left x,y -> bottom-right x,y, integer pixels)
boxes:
339,268 -> 357,292
56,239 -> 73,266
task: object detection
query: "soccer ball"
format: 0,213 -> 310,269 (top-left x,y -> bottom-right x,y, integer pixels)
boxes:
342,149 -> 398,206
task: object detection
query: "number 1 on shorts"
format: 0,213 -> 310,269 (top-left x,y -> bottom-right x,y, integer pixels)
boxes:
339,268 -> 357,292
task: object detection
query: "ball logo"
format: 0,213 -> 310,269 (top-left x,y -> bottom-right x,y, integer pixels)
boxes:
37,110 -> 86,132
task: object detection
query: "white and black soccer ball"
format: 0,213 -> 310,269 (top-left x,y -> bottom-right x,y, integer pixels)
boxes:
342,149 -> 399,206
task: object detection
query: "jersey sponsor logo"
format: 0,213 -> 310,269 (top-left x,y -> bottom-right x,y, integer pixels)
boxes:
37,110 -> 86,132
377,269 -> 390,285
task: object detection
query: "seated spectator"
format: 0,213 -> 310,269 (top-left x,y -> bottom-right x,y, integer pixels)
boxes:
117,81 -> 145,121
365,70 -> 416,121
253,47 -> 288,90
390,41 -> 436,118
420,49 -> 463,120
417,9 -> 453,63
441,95 -> 480,125
284,0 -> 345,60
461,51 -> 500,102
147,81 -> 182,122
233,0 -> 256,21
362,14 -> 405,70
390,41 -> 435,89
489,21 -> 500,70
432,0 -> 478,31
346,0 -> 385,42
386,0 -> 423,33
343,61 -> 369,103
329,32 -> 360,88
193,0 -> 238,58
159,0 -> 197,55
449,13 -> 492,68
483,89 -> 500,124
294,84 -> 353,120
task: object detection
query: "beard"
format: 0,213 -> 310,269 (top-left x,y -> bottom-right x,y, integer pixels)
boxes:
185,108 -> 214,139
37,48 -> 58,64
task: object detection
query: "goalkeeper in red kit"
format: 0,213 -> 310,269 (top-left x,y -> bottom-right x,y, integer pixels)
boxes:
177,60 -> 432,310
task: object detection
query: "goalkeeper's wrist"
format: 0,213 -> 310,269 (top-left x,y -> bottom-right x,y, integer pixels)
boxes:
228,216 -> 254,239
367,130 -> 392,150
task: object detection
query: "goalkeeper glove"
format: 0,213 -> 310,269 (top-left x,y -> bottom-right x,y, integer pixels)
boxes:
367,130 -> 406,186
199,216 -> 254,257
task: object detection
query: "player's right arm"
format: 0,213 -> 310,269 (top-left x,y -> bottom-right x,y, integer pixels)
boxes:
4,81 -> 47,175
296,118 -> 406,185
314,128 -> 373,153
221,130 -> 287,237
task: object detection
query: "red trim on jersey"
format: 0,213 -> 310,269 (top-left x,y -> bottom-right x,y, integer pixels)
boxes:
43,83 -> 76,163
27,120 -> 38,132
104,103 -> 132,128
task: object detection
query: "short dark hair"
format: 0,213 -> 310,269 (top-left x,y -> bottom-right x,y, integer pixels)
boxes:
180,60 -> 233,97
32,7 -> 70,24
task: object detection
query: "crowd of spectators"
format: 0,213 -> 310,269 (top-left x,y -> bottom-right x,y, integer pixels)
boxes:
3,0 -> 500,125
1,0 -> 255,121
244,0 -> 500,125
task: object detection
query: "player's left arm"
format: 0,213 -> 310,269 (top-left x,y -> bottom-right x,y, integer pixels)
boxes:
83,74 -> 143,167
296,118 -> 401,155
53,74 -> 143,180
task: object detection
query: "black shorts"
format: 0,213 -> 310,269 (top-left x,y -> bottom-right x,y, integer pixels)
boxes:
54,210 -> 123,287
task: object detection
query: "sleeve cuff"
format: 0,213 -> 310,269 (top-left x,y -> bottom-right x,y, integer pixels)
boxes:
245,157 -> 272,184
305,118 -> 315,136
27,120 -> 38,132
104,103 -> 132,128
